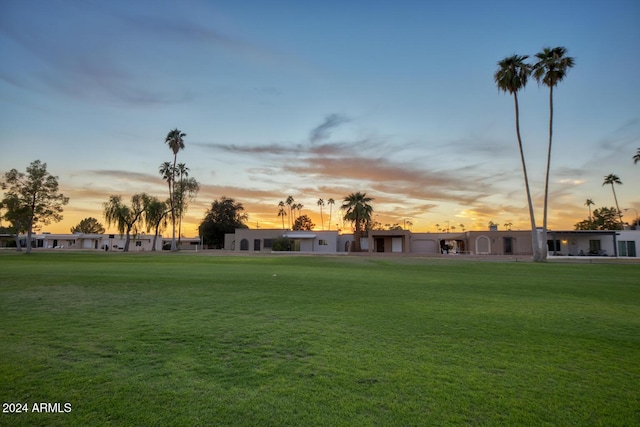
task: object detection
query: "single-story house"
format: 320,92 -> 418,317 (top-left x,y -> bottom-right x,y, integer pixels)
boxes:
224,228 -> 640,258
225,229 -> 340,253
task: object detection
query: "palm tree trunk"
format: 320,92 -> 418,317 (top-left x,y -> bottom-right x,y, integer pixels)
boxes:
177,171 -> 183,245
541,85 -> 554,260
513,93 -> 542,261
611,184 -> 623,226
171,155 -> 177,251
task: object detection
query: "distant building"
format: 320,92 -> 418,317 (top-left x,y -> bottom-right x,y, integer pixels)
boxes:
3,229 -> 638,258
223,228 -> 640,258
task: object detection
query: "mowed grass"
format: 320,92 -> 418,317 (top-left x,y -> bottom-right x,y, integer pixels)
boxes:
0,252 -> 639,426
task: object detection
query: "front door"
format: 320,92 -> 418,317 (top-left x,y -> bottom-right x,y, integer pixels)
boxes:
503,237 -> 513,254
376,238 -> 385,252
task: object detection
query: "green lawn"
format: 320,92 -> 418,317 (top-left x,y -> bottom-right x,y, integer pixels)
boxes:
1,252 -> 639,426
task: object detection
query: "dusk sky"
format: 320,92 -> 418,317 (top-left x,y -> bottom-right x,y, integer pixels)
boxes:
1,0 -> 639,236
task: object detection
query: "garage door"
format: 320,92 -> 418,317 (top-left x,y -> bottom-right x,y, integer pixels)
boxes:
411,239 -> 438,254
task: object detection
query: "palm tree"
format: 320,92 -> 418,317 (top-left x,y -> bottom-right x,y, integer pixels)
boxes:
341,192 -> 374,252
295,203 -> 304,219
584,199 -> 595,223
285,196 -> 295,229
277,201 -> 287,229
317,198 -> 325,230
634,148 -> 640,164
165,128 -> 186,251
533,46 -> 575,258
175,163 -> 189,244
327,198 -> 335,230
495,54 -> 542,261
459,223 -> 465,232
602,174 -> 623,225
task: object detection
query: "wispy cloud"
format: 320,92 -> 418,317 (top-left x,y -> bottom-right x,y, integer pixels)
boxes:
309,113 -> 350,143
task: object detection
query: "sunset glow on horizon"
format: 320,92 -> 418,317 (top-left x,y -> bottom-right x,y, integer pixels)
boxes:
2,1 -> 639,236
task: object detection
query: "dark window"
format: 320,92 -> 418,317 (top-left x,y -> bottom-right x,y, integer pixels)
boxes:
264,239 -> 272,248
240,239 -> 249,250
547,240 -> 561,252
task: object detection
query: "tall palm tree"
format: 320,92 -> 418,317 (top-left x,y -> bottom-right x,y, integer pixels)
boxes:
533,46 -> 575,258
602,174 -> 623,225
295,203 -> 304,219
317,198 -> 325,230
495,54 -> 542,261
277,201 -> 287,229
584,198 -> 594,222
165,128 -> 186,251
634,148 -> 640,164
327,198 -> 335,230
341,192 -> 374,252
175,163 -> 189,244
285,196 -> 295,229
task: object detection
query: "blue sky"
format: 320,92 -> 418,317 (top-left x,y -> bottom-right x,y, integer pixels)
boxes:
1,0 -> 639,235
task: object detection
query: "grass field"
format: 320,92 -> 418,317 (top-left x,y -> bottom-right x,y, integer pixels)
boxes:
1,252 -> 639,426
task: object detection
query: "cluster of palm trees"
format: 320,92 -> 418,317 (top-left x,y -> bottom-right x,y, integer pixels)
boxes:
103,129 -> 199,252
277,196 -> 338,230
275,193 -> 375,250
159,129 -> 199,251
434,223 -> 466,233
494,46 -> 574,262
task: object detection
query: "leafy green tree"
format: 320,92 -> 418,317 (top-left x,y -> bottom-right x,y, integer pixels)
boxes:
103,194 -> 146,252
341,192 -> 374,252
143,196 -> 169,251
533,46 -> 575,259
164,128 -> 186,251
0,193 -> 30,250
70,217 -> 105,234
199,197 -> 248,248
574,207 -> 623,230
293,214 -> 315,231
494,55 -> 542,262
602,174 -> 623,226
1,160 -> 69,254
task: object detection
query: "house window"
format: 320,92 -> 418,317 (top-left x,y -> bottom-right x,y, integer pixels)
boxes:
318,239 -> 328,246
136,241 -> 142,247
618,241 -> 637,257
264,239 -> 272,249
589,240 -> 601,255
547,240 -> 561,252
